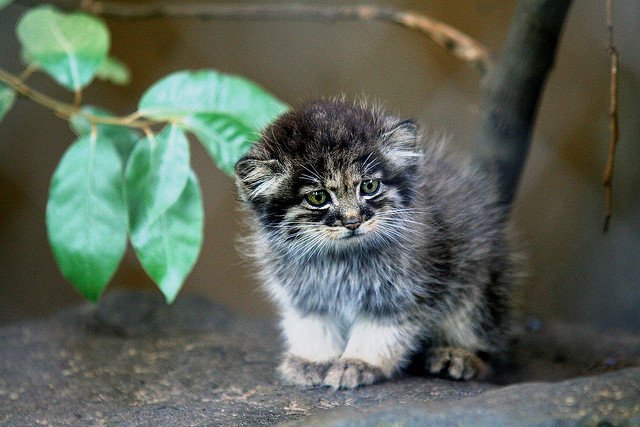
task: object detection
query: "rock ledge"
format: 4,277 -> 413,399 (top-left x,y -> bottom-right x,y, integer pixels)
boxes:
1,291 -> 638,425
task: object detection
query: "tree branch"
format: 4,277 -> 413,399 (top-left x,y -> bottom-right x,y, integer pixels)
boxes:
472,0 -> 574,208
14,0 -> 492,73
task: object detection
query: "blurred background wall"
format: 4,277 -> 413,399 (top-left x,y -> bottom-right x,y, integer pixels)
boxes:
1,1 -> 638,331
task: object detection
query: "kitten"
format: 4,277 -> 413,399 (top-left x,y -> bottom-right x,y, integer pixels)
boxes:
235,99 -> 519,389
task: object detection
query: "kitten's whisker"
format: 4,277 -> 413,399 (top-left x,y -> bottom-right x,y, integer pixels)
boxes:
361,151 -> 374,169
300,240 -> 323,262
378,207 -> 431,215
288,228 -> 324,259
374,220 -> 418,244
374,213 -> 422,226
361,152 -> 380,175
296,235 -> 327,262
376,217 -> 426,228
300,164 -> 323,183
299,173 -> 321,184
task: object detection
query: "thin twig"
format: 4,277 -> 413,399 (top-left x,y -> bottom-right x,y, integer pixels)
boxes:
18,64 -> 38,82
121,111 -> 142,123
143,126 -> 154,139
73,88 -> 83,110
603,0 -> 618,232
0,67 -> 154,129
15,0 -> 492,73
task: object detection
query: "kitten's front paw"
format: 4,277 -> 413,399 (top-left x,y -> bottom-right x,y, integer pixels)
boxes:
323,358 -> 385,389
278,354 -> 330,386
427,346 -> 489,380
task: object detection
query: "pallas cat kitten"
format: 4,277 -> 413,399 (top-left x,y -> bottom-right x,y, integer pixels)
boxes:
235,99 -> 519,389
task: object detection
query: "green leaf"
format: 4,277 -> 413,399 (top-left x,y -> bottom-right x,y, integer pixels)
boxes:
138,70 -> 288,130
17,6 -> 110,91
70,106 -> 139,163
0,0 -> 13,11
20,49 -> 36,67
131,172 -> 203,304
184,113 -> 256,176
96,56 -> 131,86
125,124 -> 190,237
138,69 -> 288,175
46,135 -> 128,302
0,83 -> 16,123
19,48 -> 42,71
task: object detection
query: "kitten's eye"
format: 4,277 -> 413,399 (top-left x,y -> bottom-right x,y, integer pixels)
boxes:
360,179 -> 380,195
306,190 -> 329,206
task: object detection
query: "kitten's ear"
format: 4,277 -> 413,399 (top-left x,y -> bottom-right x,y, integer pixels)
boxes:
235,157 -> 286,201
380,119 -> 421,166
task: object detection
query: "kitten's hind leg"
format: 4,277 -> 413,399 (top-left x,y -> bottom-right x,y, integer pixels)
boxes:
427,346 -> 489,380
426,305 -> 494,380
278,308 -> 345,386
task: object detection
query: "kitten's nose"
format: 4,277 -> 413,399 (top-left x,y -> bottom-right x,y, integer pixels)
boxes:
343,219 -> 361,230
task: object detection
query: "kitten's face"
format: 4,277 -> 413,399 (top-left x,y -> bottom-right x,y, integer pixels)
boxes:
236,100 -> 421,255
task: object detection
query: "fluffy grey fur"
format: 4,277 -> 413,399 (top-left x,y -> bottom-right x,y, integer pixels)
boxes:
235,99 -> 520,389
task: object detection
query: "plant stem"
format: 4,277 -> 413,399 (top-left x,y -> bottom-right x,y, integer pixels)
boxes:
0,67 -> 154,129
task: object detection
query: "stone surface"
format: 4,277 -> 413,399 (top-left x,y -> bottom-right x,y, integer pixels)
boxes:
294,369 -> 640,426
0,291 -> 639,426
